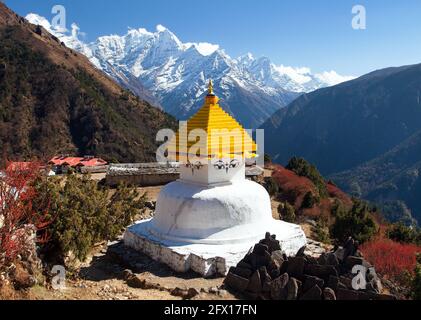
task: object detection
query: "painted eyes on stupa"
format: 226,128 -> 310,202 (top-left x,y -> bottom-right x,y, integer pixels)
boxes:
185,161 -> 204,175
213,159 -> 240,173
229,159 -> 240,169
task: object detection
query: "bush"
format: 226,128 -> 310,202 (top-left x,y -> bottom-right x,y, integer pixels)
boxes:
361,239 -> 421,284
278,202 -> 296,223
387,223 -> 420,245
412,254 -> 421,300
331,200 -> 378,244
302,191 -> 319,209
313,218 -> 331,244
0,162 -> 51,270
264,177 -> 279,197
286,157 -> 327,198
32,175 -> 146,262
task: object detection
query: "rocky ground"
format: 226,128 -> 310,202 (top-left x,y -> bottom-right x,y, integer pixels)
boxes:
29,239 -> 235,300
6,234 -> 330,300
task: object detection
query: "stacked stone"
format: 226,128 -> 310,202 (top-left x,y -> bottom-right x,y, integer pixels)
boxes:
224,233 -> 396,300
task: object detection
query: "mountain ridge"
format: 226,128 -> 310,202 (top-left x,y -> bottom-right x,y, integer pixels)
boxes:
261,62 -> 421,223
0,2 -> 176,164
25,13 -> 354,128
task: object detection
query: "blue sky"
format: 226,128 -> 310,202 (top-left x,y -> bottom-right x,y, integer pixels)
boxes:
5,0 -> 421,76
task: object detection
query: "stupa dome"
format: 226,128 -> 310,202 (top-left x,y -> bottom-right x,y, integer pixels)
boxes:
149,179 -> 273,245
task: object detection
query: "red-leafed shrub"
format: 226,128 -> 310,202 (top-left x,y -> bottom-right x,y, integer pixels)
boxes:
327,182 -> 353,209
360,239 -> 421,282
272,165 -> 316,209
0,162 -> 51,269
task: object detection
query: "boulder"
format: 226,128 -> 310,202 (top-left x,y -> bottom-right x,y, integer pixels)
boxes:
261,233 -> 282,252
303,275 -> 324,293
296,246 -> 306,257
232,267 -> 253,279
333,247 -> 346,262
13,264 -> 37,290
327,275 -> 340,291
286,278 -> 299,300
247,271 -> 262,294
305,256 -> 319,265
339,276 -> 353,290
323,287 -> 337,300
249,252 -> 270,270
237,260 -> 253,271
336,288 -> 360,300
305,264 -> 338,280
225,270 -> 249,293
287,257 -> 305,278
300,285 -> 322,300
270,273 -> 289,300
259,266 -> 272,283
344,256 -> 364,269
343,238 -> 358,258
262,279 -> 272,293
253,243 -> 269,255
326,253 -> 339,266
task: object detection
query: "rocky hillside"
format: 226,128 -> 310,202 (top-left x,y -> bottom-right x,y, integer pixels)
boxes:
0,3 -> 176,164
262,64 -> 421,175
262,63 -> 421,223
332,130 -> 421,224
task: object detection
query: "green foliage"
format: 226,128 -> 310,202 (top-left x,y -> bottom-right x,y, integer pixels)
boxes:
278,202 -> 296,223
301,191 -> 320,209
387,223 -> 421,245
33,175 -> 146,262
264,177 -> 279,197
313,218 -> 331,244
286,157 -> 328,198
331,200 -> 378,244
412,254 -> 421,300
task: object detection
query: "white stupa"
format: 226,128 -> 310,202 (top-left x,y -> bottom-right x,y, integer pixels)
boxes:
124,81 -> 306,277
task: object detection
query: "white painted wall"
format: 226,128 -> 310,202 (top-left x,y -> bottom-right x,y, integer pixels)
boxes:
180,158 -> 245,186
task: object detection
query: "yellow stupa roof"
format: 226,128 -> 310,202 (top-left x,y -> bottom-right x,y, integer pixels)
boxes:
168,80 -> 257,161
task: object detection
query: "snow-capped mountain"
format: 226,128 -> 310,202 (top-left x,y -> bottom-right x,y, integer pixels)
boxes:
25,13 -> 354,128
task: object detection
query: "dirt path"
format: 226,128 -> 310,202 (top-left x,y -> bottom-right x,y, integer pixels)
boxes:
25,238 -> 236,300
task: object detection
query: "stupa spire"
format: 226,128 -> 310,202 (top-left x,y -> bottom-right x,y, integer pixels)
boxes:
205,79 -> 219,105
208,79 -> 214,95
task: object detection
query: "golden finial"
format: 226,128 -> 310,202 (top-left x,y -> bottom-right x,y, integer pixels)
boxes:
208,80 -> 214,95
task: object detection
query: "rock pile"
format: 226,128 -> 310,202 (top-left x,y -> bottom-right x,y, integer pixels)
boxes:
224,233 -> 396,300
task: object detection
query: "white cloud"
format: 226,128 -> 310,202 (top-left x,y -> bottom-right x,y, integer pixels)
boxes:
315,71 -> 355,86
274,65 -> 312,84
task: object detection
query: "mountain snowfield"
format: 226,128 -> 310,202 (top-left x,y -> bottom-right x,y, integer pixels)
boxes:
26,13 -> 354,127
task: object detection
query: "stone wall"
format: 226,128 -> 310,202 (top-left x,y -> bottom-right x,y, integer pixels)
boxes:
105,163 -> 180,187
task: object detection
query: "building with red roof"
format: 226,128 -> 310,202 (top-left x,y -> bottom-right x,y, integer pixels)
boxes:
49,156 -> 108,174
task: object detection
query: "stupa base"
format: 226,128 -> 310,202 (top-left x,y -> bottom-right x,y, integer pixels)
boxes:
124,219 -> 307,277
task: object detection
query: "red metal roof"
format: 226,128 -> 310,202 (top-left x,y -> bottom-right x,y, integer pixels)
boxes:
48,156 -> 107,167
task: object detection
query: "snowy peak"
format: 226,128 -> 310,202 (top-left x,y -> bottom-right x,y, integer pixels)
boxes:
24,13 -> 355,127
